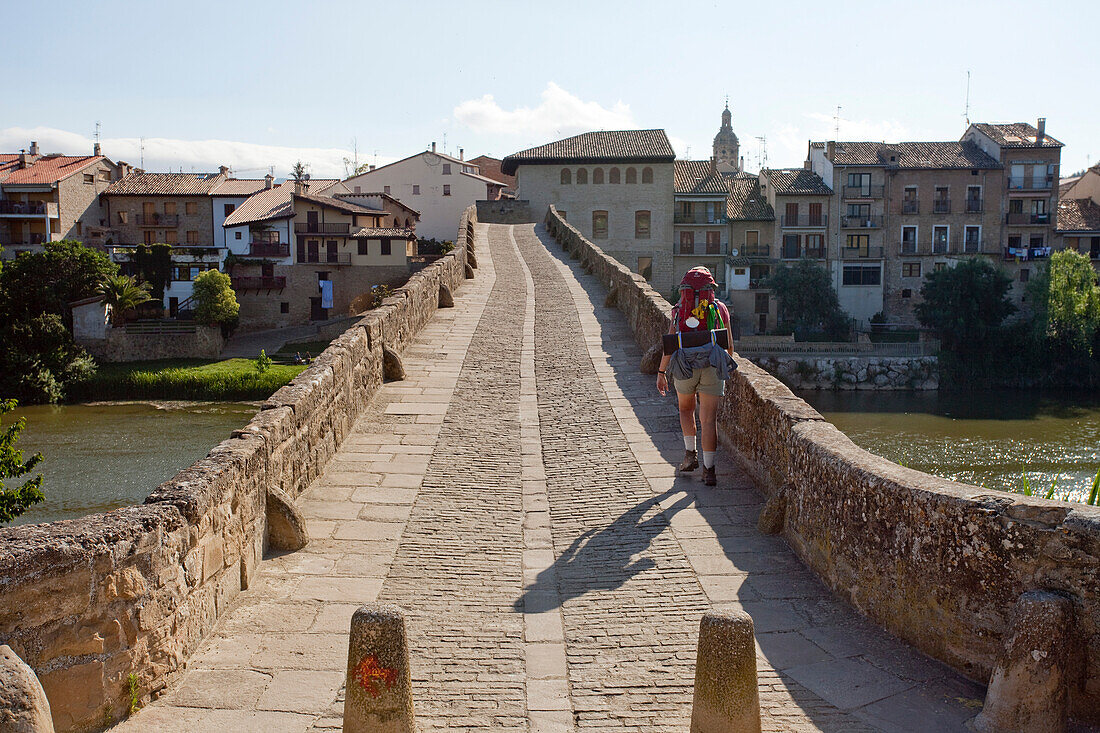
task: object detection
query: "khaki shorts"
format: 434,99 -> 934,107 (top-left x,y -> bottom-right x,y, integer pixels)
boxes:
673,366 -> 725,397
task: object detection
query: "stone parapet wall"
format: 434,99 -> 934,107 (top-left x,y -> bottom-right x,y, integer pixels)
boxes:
752,355 -> 939,390
544,205 -> 1100,725
475,199 -> 533,224
0,206 -> 477,732
80,325 -> 225,362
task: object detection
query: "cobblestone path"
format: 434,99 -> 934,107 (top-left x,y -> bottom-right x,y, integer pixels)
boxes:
117,222 -> 984,732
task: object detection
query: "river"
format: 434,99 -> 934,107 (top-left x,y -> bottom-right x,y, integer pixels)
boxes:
801,390 -> 1100,503
5,401 -> 258,527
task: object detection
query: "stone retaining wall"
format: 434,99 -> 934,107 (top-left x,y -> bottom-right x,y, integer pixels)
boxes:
752,355 -> 939,390
0,207 -> 478,732
544,205 -> 1100,725
81,325 -> 225,362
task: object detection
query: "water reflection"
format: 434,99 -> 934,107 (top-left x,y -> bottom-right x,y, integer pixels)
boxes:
6,401 -> 258,526
801,390 -> 1100,502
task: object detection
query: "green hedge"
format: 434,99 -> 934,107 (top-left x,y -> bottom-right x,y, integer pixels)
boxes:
70,358 -> 307,402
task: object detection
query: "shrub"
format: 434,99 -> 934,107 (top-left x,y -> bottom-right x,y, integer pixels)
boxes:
766,259 -> 852,340
0,399 -> 44,524
192,270 -> 240,329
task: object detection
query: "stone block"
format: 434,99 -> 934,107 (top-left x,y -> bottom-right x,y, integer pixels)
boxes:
266,487 -> 309,552
690,609 -> 760,733
342,605 -> 415,733
0,644 -> 54,733
37,660 -> 102,732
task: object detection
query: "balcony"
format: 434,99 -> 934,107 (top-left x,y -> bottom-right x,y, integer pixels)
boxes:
749,278 -> 770,289
249,241 -> 290,257
294,222 -> 351,234
843,185 -> 884,199
841,215 -> 883,229
932,199 -> 951,214
0,234 -> 47,247
965,199 -> 983,213
326,251 -> 352,265
232,276 -> 286,290
136,214 -> 179,226
841,246 -> 884,259
780,214 -> 828,227
781,246 -> 826,260
674,212 -> 728,225
1003,245 -> 1051,261
1007,177 -> 1053,191
741,244 -> 771,258
0,201 -> 47,216
1006,212 -> 1050,226
900,201 -> 919,215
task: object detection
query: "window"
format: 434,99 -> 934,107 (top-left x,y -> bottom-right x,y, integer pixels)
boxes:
642,167 -> 653,184
635,210 -> 651,239
412,185 -> 420,195
224,203 -> 235,217
1031,198 -> 1047,216
358,241 -> 368,255
1030,234 -> 1044,248
901,226 -> 917,254
1009,198 -> 1024,214
381,239 -> 392,256
845,234 -> 869,255
966,186 -> 982,212
592,210 -> 608,239
99,170 -> 111,182
809,202 -> 823,225
576,168 -> 588,184
83,173 -> 94,184
262,263 -> 274,278
118,211 -> 128,224
934,186 -> 950,213
307,240 -> 319,263
679,230 -> 694,254
625,168 -> 637,184
842,265 -> 881,286
165,230 -> 178,244
805,234 -> 824,257
280,302 -> 289,314
1020,269 -> 1030,283
902,262 -> 921,278
235,231 -> 242,239
847,203 -> 870,218
964,226 -> 981,253
443,184 -> 451,196
187,230 -> 199,244
560,168 -> 571,185
354,186 -> 361,194
593,168 -> 604,184
165,202 -> 177,215
185,202 -> 197,215
847,172 -> 871,195
785,202 -> 798,225
934,262 -> 947,272
384,185 -> 391,194
902,186 -> 918,214
326,240 -> 338,263
902,288 -> 912,298
706,231 -> 721,254
317,271 -> 329,282
442,164 -> 451,175
143,230 -> 155,245
933,226 -> 948,254
609,167 -> 620,184
783,234 -> 801,259
755,294 -> 769,314
638,256 -> 652,281
745,230 -> 760,255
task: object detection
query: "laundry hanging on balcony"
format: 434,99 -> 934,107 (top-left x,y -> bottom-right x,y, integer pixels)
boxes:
319,279 -> 333,309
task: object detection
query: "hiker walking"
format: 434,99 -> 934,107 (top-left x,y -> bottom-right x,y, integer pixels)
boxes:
655,267 -> 737,486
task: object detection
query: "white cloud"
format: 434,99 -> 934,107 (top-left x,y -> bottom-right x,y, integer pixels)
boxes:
454,82 -> 635,140
0,126 -> 386,179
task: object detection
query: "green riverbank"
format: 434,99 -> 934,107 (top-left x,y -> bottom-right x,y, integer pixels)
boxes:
69,358 -> 308,402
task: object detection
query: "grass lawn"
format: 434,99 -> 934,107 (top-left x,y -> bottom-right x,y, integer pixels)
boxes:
70,358 -> 308,402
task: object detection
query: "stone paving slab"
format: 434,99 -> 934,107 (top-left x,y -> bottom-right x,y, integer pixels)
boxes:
115,221 -> 983,732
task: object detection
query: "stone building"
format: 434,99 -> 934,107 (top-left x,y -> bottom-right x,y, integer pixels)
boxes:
342,146 -> 504,241
223,183 -> 414,329
673,159 -> 729,289
724,172 -> 777,334
468,155 -> 516,197
0,141 -> 121,257
503,129 -> 677,292
1056,162 -> 1100,270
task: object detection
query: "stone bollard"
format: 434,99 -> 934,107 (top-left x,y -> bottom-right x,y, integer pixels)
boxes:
973,590 -> 1074,733
382,347 -> 406,381
639,344 -> 663,374
266,487 -> 309,551
343,605 -> 415,733
691,609 -> 761,733
0,645 -> 55,733
438,284 -> 454,308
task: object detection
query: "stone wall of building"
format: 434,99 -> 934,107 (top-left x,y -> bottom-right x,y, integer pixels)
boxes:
475,199 -> 533,224
79,325 -> 225,362
0,206 -> 477,732
544,205 -> 1100,726
751,355 -> 939,390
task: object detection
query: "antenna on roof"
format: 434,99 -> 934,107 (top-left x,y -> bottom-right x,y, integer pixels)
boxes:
140,137 -> 145,169
834,105 -> 842,141
963,70 -> 971,126
94,121 -> 101,145
756,135 -> 768,170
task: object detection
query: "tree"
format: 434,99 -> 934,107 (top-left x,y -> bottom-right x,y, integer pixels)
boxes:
0,399 -> 44,524
766,259 -> 851,339
1040,249 -> 1100,357
0,240 -> 118,329
290,161 -> 309,183
99,275 -> 152,325
916,258 -> 1016,381
131,243 -> 173,301
192,270 -> 239,330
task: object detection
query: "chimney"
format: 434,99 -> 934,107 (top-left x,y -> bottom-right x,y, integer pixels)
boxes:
264,173 -> 274,189
1037,117 -> 1047,144
431,142 -> 436,153
804,159 -> 811,170
740,155 -> 745,172
29,141 -> 39,155
826,141 -> 836,160
93,142 -> 101,156
18,150 -> 28,168
459,148 -> 464,161
219,165 -> 229,177
369,164 -> 375,171
294,181 -> 304,195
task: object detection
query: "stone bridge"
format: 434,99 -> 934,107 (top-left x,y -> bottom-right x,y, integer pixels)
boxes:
1,207 -> 1098,732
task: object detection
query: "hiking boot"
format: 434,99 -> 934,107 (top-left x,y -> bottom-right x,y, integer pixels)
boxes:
678,450 -> 699,473
702,465 -> 717,486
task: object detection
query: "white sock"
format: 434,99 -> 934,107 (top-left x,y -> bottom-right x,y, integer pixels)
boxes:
684,435 -> 696,452
703,451 -> 716,469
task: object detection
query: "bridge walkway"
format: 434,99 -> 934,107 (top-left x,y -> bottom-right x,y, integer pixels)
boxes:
116,222 -> 982,732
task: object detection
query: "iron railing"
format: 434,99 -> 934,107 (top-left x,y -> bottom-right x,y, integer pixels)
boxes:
294,222 -> 351,234
249,242 -> 290,257
1006,212 -> 1050,225
135,214 -> 179,226
842,185 -> 884,199
232,276 -> 286,290
932,199 -> 951,214
780,214 -> 828,227
901,200 -> 919,214
841,246 -> 885,259
841,215 -> 883,229
0,201 -> 47,215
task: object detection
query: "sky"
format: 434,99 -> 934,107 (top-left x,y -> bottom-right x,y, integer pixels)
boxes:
3,0 -> 1097,179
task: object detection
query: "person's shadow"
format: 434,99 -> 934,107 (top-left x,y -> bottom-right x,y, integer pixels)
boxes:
515,489 -> 695,614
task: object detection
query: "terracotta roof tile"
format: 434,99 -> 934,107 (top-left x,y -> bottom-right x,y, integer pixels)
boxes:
469,155 -> 516,189
0,154 -> 106,186
763,168 -> 833,195
105,171 -> 226,195
501,129 -> 675,175
294,192 -> 386,217
222,185 -> 293,227
674,160 -> 728,194
211,179 -> 268,196
825,140 -> 1001,169
1057,198 -> 1100,233
971,122 -> 1063,148
723,174 -> 774,221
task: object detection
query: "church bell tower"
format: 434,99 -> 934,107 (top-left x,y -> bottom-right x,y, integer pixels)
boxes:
712,101 -> 740,172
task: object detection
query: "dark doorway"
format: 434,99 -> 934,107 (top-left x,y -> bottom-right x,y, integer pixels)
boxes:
310,296 -> 327,321
306,210 -> 319,233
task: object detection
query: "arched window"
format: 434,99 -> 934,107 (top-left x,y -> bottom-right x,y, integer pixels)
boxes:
576,168 -> 587,184
560,168 -> 571,185
635,210 -> 651,239
642,166 -> 654,184
404,218 -> 410,228
625,167 -> 637,184
609,167 -> 621,184
593,168 -> 604,184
